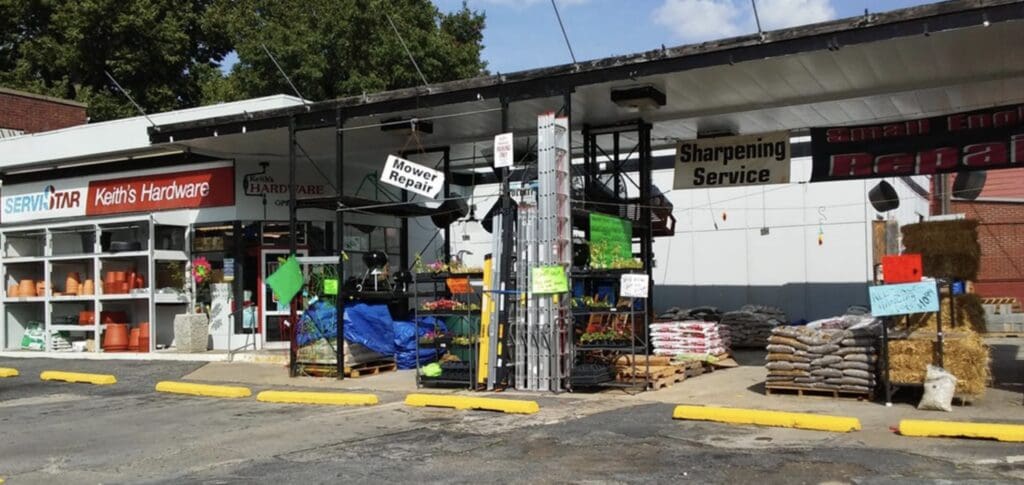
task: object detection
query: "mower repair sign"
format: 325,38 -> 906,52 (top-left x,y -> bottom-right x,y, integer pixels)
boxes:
673,131 -> 791,189
810,103 -> 1024,182
381,155 -> 444,198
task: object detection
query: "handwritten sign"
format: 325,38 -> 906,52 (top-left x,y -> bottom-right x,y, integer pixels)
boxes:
531,265 -> 568,294
868,281 -> 939,317
619,273 -> 649,298
446,277 -> 473,295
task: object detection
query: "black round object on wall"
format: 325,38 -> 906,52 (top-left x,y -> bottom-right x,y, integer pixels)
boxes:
953,171 -> 987,200
868,181 -> 900,213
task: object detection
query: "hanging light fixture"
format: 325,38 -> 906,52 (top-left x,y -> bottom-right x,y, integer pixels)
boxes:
868,180 -> 900,213
952,171 -> 987,200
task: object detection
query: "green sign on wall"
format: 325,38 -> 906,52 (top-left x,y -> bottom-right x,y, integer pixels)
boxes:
589,212 -> 632,267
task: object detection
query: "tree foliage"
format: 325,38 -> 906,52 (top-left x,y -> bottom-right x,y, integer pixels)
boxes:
0,0 -> 486,121
206,0 -> 487,103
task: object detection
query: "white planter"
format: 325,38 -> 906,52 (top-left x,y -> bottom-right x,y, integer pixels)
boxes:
173,313 -> 210,353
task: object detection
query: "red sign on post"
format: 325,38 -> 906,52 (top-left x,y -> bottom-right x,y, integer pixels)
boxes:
86,166 -> 235,216
882,254 -> 923,284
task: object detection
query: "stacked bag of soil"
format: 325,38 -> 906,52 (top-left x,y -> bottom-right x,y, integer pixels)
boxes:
650,320 -> 730,356
765,315 -> 881,394
721,304 -> 787,348
657,306 -> 722,322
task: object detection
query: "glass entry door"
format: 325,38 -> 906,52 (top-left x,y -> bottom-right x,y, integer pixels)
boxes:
259,248 -> 308,349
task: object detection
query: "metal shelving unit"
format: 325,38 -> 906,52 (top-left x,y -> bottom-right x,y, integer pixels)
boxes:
413,272 -> 483,389
0,215 -> 190,353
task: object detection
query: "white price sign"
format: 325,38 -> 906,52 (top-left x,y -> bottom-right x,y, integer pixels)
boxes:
493,132 -> 514,168
619,273 -> 649,298
381,155 -> 444,198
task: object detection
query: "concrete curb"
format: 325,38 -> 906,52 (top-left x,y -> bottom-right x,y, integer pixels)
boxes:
0,367 -> 18,378
40,371 -> 116,385
899,419 -> 1024,443
256,390 -> 379,406
673,405 -> 861,433
404,393 -> 540,414
155,381 -> 252,398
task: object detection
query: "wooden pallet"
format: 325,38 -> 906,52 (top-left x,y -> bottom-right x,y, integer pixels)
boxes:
344,360 -> 397,378
765,384 -> 873,400
650,371 -> 688,390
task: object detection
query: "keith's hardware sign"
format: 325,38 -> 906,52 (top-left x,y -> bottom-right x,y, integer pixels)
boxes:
381,155 -> 444,198
2,163 -> 235,223
673,131 -> 791,189
811,103 -> 1024,181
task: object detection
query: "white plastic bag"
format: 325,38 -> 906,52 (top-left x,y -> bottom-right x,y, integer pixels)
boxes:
918,365 -> 957,412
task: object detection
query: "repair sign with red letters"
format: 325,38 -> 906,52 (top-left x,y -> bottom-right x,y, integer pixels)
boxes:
810,103 -> 1024,182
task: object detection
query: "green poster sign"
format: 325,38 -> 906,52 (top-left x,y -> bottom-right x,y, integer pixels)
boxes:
589,212 -> 632,267
323,278 -> 339,296
531,265 -> 569,294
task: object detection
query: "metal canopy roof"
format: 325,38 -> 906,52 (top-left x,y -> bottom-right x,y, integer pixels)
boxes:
148,0 -> 1024,173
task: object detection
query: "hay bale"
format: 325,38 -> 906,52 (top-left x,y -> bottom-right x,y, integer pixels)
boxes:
887,333 -> 990,397
906,294 -> 986,333
900,220 -> 980,280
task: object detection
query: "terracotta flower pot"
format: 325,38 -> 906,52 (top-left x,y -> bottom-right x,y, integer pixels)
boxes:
104,272 -> 117,284
35,281 -> 46,297
100,311 -> 128,324
79,311 -> 95,325
128,327 -> 140,351
119,282 -> 130,294
135,275 -> 145,289
138,322 -> 150,338
19,279 -> 35,297
66,272 -> 80,294
7,284 -> 18,298
102,323 -> 129,351
82,279 -> 94,295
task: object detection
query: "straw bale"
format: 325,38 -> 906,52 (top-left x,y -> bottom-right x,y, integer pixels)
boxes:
905,294 -> 986,333
887,333 -> 990,397
900,220 -> 980,280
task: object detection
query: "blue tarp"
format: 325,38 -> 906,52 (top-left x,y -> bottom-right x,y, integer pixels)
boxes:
296,301 -> 444,369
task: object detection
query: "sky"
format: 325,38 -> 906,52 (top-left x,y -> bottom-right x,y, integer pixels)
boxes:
220,0 -> 943,76
431,0 -> 944,74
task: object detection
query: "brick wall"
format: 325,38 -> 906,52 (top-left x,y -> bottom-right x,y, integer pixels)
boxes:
950,199 -> 1024,303
0,89 -> 87,133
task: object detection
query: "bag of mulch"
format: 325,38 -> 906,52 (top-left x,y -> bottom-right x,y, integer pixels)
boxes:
770,369 -> 811,377
772,326 -> 802,338
806,344 -> 839,355
768,335 -> 808,350
766,361 -> 795,371
766,344 -> 796,354
826,377 -> 874,387
793,376 -> 824,384
840,337 -> 875,347
842,368 -> 874,379
766,352 -> 808,363
840,385 -> 872,393
844,354 -> 877,363
766,376 -> 794,382
794,350 -> 816,359
811,368 -> 843,378
918,365 -> 957,412
833,361 -> 872,371
835,346 -> 870,356
810,355 -> 842,367
790,362 -> 810,370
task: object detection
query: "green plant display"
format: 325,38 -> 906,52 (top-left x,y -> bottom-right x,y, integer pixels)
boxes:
588,213 -> 639,269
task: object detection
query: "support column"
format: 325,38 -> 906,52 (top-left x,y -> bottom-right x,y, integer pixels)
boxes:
496,99 -> 514,389
335,108 -> 347,379
287,116 -> 298,377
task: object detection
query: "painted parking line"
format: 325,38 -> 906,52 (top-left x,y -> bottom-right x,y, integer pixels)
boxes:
672,405 -> 861,433
155,381 -> 251,398
40,371 -> 116,385
256,390 -> 378,406
404,393 -> 540,415
0,367 -> 19,378
899,419 -> 1024,443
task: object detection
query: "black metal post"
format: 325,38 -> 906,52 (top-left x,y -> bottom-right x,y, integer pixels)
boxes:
938,281 -> 950,369
335,108 -> 346,379
639,122 -> 654,313
881,317 -> 892,405
287,116 -> 298,377
443,147 -> 452,264
496,99 -> 514,387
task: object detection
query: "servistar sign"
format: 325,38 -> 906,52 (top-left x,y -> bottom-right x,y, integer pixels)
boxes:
1,163 -> 235,223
